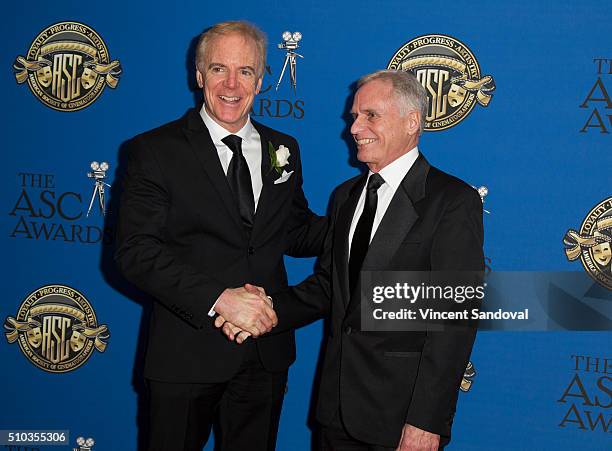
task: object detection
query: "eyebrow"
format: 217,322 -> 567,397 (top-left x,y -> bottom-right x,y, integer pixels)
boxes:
208,62 -> 256,72
351,108 -> 378,116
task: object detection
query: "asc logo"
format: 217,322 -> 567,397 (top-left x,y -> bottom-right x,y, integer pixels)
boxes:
4,285 -> 110,372
13,21 -> 121,111
564,197 -> 612,290
388,34 -> 495,131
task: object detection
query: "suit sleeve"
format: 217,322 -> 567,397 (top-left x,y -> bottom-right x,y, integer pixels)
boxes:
114,136 -> 225,328
404,188 -> 484,438
283,138 -> 329,258
272,189 -> 338,330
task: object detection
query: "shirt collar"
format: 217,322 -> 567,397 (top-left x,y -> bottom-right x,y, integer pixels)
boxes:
199,104 -> 254,145
372,147 -> 420,191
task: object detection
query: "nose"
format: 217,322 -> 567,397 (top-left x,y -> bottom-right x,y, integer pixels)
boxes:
350,115 -> 364,135
224,70 -> 237,89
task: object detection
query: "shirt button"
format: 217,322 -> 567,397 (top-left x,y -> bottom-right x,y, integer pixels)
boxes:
344,326 -> 352,335
248,246 -> 255,255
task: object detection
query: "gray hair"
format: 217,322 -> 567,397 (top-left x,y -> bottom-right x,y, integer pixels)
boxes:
357,70 -> 428,134
195,21 -> 267,78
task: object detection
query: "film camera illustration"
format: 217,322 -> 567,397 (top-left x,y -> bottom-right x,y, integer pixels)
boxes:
73,436 -> 95,451
87,161 -> 111,217
276,31 -> 303,91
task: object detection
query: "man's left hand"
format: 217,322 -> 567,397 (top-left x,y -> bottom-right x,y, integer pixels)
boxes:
215,315 -> 251,343
396,424 -> 440,451
215,284 -> 269,343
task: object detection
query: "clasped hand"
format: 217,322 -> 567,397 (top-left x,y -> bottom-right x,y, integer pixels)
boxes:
214,284 -> 272,342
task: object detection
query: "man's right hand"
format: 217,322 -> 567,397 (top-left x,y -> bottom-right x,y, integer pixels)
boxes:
213,284 -> 277,337
397,424 -> 440,451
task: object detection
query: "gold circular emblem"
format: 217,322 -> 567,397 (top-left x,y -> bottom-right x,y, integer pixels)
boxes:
4,285 -> 110,373
387,34 -> 495,131
13,21 -> 121,112
564,197 -> 612,290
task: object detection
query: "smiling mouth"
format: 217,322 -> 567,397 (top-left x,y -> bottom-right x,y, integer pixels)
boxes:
219,95 -> 241,103
354,137 -> 376,146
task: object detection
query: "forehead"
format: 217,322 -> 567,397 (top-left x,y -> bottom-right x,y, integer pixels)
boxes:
206,33 -> 258,63
352,79 -> 396,112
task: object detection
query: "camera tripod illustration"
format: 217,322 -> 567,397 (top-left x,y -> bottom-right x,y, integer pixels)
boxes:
87,161 -> 110,217
276,31 -> 303,91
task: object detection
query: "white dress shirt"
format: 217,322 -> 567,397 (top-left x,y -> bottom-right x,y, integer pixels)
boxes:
348,147 -> 420,257
200,105 -> 264,316
199,104 -> 263,210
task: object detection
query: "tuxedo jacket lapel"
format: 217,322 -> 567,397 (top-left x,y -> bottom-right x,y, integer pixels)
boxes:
250,121 -> 292,239
182,110 -> 244,232
365,155 -> 429,268
346,155 -> 430,317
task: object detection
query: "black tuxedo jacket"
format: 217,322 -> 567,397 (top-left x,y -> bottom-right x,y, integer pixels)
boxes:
115,109 -> 326,383
275,154 -> 484,446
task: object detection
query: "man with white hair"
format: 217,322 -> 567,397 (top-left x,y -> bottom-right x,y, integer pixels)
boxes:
222,69 -> 484,450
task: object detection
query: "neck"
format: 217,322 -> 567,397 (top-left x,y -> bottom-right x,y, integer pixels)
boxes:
204,104 -> 248,133
366,144 -> 417,173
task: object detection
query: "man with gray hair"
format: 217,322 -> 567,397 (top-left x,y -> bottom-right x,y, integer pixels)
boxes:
221,69 -> 484,449
116,20 -> 326,450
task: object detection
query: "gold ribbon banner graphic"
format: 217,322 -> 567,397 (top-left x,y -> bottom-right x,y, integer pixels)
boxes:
72,324 -> 110,352
29,303 -> 86,321
400,55 -> 496,106
4,302 -> 109,352
460,361 -> 476,392
13,56 -> 51,84
564,216 -> 612,261
83,59 -> 122,88
39,41 -> 98,59
4,317 -> 41,343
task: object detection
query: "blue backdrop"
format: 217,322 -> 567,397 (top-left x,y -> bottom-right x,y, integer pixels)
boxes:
2,1 -> 610,450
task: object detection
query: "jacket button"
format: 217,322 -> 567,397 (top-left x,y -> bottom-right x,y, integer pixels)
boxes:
248,246 -> 255,255
344,326 -> 352,335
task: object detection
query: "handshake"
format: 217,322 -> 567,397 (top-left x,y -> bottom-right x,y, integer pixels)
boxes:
213,284 -> 274,344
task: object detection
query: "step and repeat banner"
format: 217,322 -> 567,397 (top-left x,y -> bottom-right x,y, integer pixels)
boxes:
2,1 -> 610,450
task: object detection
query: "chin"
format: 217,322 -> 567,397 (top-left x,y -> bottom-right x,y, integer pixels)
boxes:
218,111 -> 245,125
356,150 -> 373,164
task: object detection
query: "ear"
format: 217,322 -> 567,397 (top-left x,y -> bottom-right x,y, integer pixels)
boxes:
406,110 -> 421,136
196,69 -> 204,89
255,77 -> 262,95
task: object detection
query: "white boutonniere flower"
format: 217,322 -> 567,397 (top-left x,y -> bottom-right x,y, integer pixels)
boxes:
268,142 -> 290,175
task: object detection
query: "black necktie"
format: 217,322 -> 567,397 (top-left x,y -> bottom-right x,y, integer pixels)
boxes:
349,173 -> 385,294
222,134 -> 255,230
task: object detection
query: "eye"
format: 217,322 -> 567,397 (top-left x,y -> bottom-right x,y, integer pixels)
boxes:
210,65 -> 225,73
367,111 -> 378,120
240,69 -> 254,77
